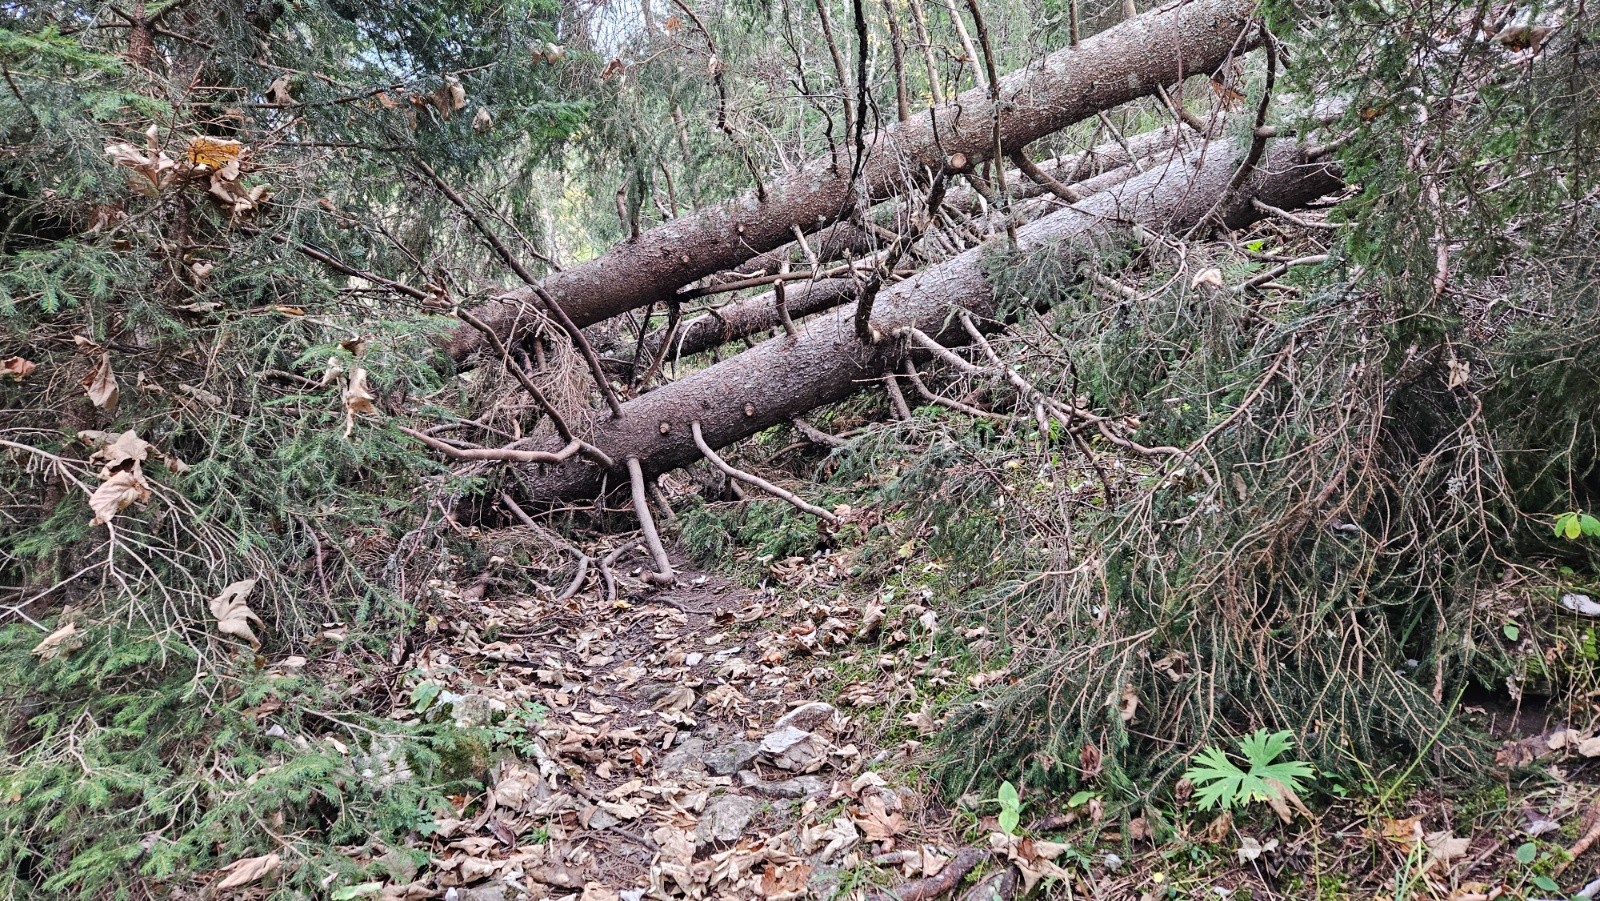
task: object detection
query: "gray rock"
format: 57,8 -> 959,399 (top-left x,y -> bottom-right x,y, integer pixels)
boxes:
704,741 -> 760,776
775,702 -> 837,733
455,885 -> 508,901
695,794 -> 760,845
658,737 -> 709,777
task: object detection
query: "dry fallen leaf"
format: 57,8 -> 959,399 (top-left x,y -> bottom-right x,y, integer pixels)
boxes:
104,124 -> 177,195
209,578 -> 264,646
81,352 -> 119,411
1424,830 -> 1471,872
1191,267 -> 1223,289
89,469 -> 152,525
268,74 -> 295,106
2,356 -> 37,381
342,367 -> 379,437
215,852 -> 280,890
472,107 -> 493,133
31,622 -> 80,660
432,76 -> 466,118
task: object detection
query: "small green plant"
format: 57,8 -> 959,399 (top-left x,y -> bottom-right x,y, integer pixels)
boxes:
995,780 -> 1022,835
1552,510 -> 1600,540
1182,729 -> 1315,811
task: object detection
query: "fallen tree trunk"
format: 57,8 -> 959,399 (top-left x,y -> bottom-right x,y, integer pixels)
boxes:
510,138 -> 1341,502
639,143 -> 1172,362
446,0 -> 1257,360
706,122 -> 1196,290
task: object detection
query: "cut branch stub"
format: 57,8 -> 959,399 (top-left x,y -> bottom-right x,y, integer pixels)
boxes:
446,0 -> 1260,359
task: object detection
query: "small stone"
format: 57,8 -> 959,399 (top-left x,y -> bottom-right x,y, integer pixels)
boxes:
659,737 -> 709,777
775,702 -> 836,733
704,741 -> 760,776
456,885 -> 508,901
695,794 -> 760,845
760,725 -> 811,754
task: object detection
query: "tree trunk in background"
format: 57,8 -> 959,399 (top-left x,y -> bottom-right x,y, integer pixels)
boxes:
444,0 -> 1257,360
512,139 -> 1342,502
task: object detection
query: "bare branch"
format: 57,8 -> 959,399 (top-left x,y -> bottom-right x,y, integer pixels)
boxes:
627,457 -> 676,585
691,422 -> 840,523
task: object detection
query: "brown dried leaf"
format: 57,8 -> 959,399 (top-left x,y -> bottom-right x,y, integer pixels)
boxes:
854,794 -> 906,843
757,861 -> 811,900
268,74 -> 295,106
31,622 -> 80,660
432,77 -> 466,117
209,578 -> 264,646
342,367 -> 379,437
89,468 -> 152,525
214,852 -> 280,890
81,352 -> 119,411
2,356 -> 36,381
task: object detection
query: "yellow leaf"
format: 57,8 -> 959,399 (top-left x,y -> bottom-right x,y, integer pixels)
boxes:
186,136 -> 245,169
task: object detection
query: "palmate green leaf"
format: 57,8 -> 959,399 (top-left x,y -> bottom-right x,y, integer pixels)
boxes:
1184,730 -> 1314,810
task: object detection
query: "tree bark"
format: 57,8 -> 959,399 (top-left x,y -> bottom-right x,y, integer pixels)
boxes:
510,138 -> 1341,502
445,0 -> 1258,360
639,135 -> 1179,363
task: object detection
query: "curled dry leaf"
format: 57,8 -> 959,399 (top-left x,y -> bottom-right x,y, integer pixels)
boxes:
472,106 -> 494,133
267,74 -> 295,106
210,578 -> 264,646
88,429 -> 152,475
214,852 -> 281,890
31,622 -> 80,660
104,124 -> 177,195
431,76 -> 467,118
81,352 -> 119,411
1191,267 -> 1224,289
2,356 -> 36,381
342,367 -> 379,437
89,469 -> 152,525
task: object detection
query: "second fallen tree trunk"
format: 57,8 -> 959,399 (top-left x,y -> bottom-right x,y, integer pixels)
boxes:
639,139 -> 1177,363
503,138 -> 1341,502
446,0 -> 1258,360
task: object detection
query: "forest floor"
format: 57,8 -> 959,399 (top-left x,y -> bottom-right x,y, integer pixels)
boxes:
325,540 -> 1600,901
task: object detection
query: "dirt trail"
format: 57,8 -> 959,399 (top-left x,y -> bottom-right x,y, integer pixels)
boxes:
389,548 -> 960,901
